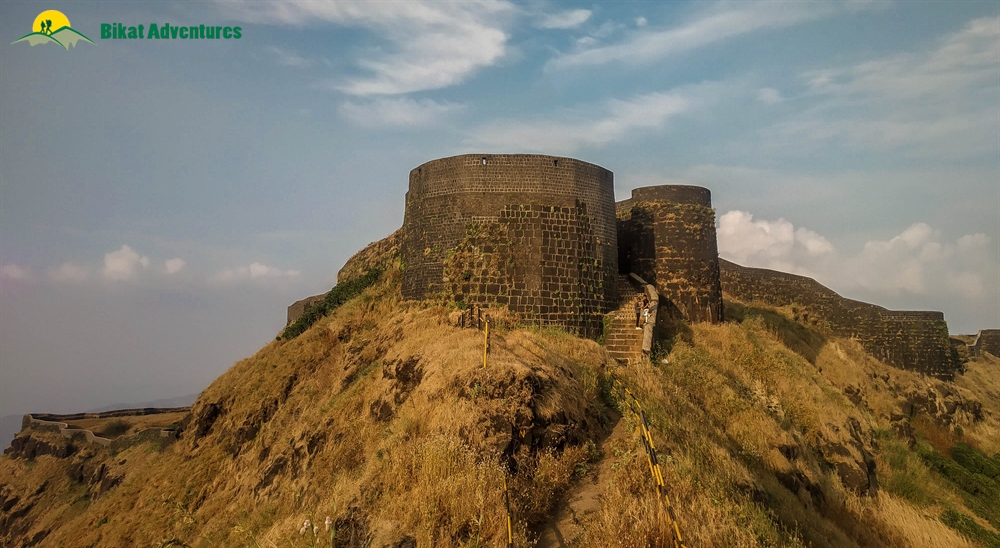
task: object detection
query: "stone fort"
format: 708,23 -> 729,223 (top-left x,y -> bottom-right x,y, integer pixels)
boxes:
289,153 -> 994,379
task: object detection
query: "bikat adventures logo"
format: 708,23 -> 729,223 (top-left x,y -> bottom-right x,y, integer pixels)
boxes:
11,9 -> 244,49
11,10 -> 94,49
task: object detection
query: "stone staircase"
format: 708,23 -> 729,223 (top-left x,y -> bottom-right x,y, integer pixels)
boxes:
605,275 -> 647,364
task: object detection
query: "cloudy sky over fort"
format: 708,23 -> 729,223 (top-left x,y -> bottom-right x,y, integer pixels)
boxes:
1,1 -> 998,421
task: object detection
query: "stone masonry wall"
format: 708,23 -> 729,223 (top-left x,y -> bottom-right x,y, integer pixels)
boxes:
401,154 -> 618,337
616,185 -> 723,323
979,329 -> 1000,357
287,229 -> 403,326
719,259 -> 959,379
287,295 -> 325,326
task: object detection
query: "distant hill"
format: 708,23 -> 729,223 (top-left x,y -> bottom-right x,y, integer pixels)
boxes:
0,393 -> 198,451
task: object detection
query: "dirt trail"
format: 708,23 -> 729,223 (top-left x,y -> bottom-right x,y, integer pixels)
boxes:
536,412 -> 629,547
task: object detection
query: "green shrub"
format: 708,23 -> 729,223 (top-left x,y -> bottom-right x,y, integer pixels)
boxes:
920,445 -> 1000,529
952,442 -> 1000,482
280,268 -> 383,340
941,507 -> 1000,548
101,419 -> 131,438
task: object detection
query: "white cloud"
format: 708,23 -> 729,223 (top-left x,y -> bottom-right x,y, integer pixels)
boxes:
756,87 -> 783,104
48,262 -> 89,284
224,0 -> 514,95
537,9 -> 591,29
718,211 -> 998,304
769,16 -> 1000,158
0,263 -> 32,281
546,2 -> 874,71
164,258 -> 187,275
265,45 -> 314,68
102,245 -> 150,281
339,97 -> 464,128
636,17 -> 648,27
211,262 -> 302,285
469,90 -> 693,153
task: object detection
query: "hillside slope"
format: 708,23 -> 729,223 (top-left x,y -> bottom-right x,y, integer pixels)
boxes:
1,266 -> 998,547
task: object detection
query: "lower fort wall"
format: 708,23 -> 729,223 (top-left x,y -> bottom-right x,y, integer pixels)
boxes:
719,259 -> 959,379
972,329 -> 1000,358
18,407 -> 189,450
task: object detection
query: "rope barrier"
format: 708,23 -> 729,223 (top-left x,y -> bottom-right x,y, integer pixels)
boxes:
503,472 -> 514,548
608,372 -> 689,548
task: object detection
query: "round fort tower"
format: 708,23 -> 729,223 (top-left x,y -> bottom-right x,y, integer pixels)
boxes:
616,185 -> 723,323
401,154 -> 618,337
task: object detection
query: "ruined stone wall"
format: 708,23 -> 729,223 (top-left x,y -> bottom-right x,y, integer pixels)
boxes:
979,329 -> 1000,357
401,154 -> 618,337
616,186 -> 723,323
719,259 -> 958,379
287,294 -> 325,326
286,229 -> 403,326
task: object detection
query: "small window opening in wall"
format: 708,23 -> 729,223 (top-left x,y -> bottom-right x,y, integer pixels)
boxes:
481,157 -> 487,165
554,160 -> 558,166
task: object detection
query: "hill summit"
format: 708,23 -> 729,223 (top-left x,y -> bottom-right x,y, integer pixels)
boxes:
2,259 -> 999,547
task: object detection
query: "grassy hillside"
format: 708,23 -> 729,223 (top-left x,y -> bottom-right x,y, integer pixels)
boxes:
1,265 -> 997,547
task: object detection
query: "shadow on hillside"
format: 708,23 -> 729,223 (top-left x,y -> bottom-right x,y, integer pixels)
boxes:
725,301 -> 828,365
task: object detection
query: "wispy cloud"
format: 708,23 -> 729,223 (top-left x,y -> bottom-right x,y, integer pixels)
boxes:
718,211 -> 998,304
265,45 -> 314,68
468,90 -> 695,153
48,262 -> 90,284
536,9 -> 591,30
339,97 -> 464,128
546,2 -> 873,71
766,16 -> 1000,158
211,262 -> 301,285
164,258 -> 187,275
223,0 -> 514,95
0,264 -> 32,282
102,245 -> 150,281
756,87 -> 784,105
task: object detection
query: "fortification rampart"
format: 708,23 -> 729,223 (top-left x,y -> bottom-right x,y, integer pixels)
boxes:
719,259 -> 958,379
400,154 -> 618,337
616,186 -> 723,323
287,295 -> 325,326
282,154 -> 969,380
975,329 -> 1000,358
18,407 -> 189,450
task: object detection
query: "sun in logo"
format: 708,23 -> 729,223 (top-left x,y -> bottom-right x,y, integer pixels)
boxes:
12,9 -> 94,49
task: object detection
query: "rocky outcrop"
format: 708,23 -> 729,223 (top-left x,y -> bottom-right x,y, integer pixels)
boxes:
3,433 -> 78,460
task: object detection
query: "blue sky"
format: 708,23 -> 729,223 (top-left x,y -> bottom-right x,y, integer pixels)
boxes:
1,1 -> 998,421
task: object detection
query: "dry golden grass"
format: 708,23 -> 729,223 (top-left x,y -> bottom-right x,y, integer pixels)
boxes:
2,274 -> 998,548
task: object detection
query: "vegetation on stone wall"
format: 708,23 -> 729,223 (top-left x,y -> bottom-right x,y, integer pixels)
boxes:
280,267 -> 383,340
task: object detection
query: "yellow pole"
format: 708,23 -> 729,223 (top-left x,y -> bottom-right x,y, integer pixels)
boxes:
483,320 -> 489,369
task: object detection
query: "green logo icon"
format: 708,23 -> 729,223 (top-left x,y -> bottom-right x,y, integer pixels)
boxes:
11,10 -> 94,49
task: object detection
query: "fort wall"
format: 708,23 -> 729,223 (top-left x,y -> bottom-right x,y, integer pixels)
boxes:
616,186 -> 723,323
719,259 -> 958,379
281,154 -> 970,380
400,154 -> 618,337
17,408 -> 188,450
974,329 -> 1000,357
